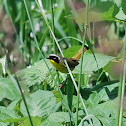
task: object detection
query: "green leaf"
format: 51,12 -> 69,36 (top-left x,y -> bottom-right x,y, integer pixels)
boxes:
97,116 -> 115,126
115,7 -> 126,20
16,59 -> 52,87
0,106 -> 20,121
122,0 -> 126,15
40,112 -> 70,126
0,78 -> 20,101
18,116 -> 42,126
98,82 -> 119,101
52,90 -> 61,103
40,120 -> 61,126
20,90 -> 56,117
63,46 -> 82,58
0,122 -> 9,126
86,91 -> 100,106
7,99 -> 20,110
74,53 -> 114,73
122,118 -> 126,126
79,116 -> 101,126
90,99 -> 117,119
48,112 -> 70,122
98,88 -> 110,102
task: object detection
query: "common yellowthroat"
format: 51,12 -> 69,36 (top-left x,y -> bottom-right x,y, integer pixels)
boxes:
47,45 -> 89,73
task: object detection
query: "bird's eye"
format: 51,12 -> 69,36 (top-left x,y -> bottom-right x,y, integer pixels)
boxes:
53,57 -> 59,63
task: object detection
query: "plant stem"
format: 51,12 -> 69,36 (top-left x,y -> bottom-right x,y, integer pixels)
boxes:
50,0 -> 56,54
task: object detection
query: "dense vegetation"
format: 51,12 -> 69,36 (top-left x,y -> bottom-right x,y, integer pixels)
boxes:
0,0 -> 126,126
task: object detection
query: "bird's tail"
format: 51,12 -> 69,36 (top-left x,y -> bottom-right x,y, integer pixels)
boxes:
72,45 -> 89,59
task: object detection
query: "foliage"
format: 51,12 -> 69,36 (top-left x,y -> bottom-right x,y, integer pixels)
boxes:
0,0 -> 126,126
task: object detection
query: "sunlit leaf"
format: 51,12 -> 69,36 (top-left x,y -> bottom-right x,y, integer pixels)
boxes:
40,112 -> 70,126
20,90 -> 56,117
16,60 -> 52,87
0,106 -> 21,121
0,122 -> 9,126
79,116 -> 101,126
122,0 -> 126,15
18,116 -> 42,126
40,120 -> 61,126
74,53 -> 115,73
48,112 -> 70,122
115,7 -> 126,20
0,78 -> 20,101
63,46 -> 81,58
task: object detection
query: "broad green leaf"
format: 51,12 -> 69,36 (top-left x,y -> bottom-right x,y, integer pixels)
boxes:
7,99 -> 20,110
52,90 -> 61,103
18,116 -> 42,126
2,117 -> 25,123
115,7 -> 126,20
98,88 -> 110,102
97,116 -> 115,126
122,118 -> 126,126
98,82 -> 119,101
74,53 -> 114,73
16,59 -> 66,88
48,112 -> 70,122
78,94 -> 118,125
40,112 -> 70,126
40,120 -> 61,126
20,90 -> 56,117
86,91 -> 100,106
79,116 -> 101,126
0,78 -> 20,101
16,60 -> 52,87
63,46 -> 82,58
0,106 -> 20,121
63,47 -> 114,72
86,106 -> 115,126
122,0 -> 126,15
87,99 -> 117,124
0,122 -> 9,126
46,71 -> 67,88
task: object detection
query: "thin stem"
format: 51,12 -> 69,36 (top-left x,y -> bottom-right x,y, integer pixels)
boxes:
50,0 -> 56,53
16,76 -> 33,126
58,36 -> 83,44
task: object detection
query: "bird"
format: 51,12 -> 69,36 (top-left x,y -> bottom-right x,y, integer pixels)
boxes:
47,45 -> 89,73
